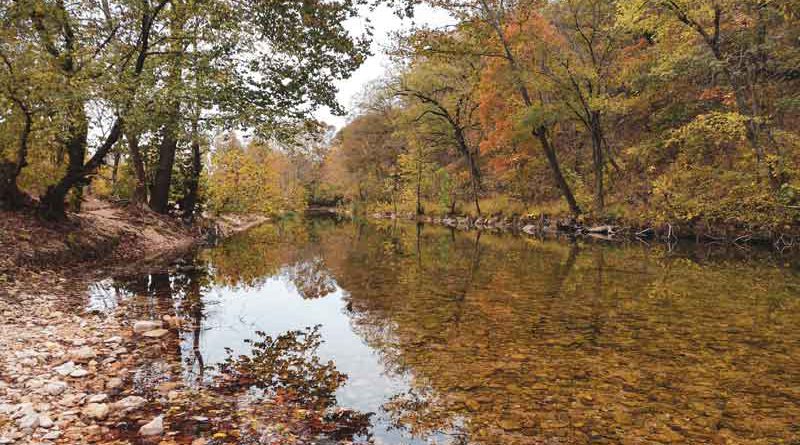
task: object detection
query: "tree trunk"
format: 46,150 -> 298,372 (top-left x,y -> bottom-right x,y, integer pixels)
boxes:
39,103 -> 89,220
478,0 -> 581,216
0,106 -> 32,210
416,154 -> 423,216
590,112 -> 605,215
535,126 -> 582,216
181,122 -> 202,221
127,132 -> 148,205
111,151 -> 121,190
149,121 -> 179,214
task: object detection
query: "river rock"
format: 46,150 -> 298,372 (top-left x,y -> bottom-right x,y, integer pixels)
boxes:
70,346 -> 96,362
83,403 -> 109,420
44,381 -> 67,396
88,394 -> 108,403
106,378 -> 123,390
142,329 -> 169,338
42,430 -> 61,440
54,362 -> 76,376
112,395 -> 146,413
38,414 -> 54,428
133,321 -> 162,334
69,368 -> 89,378
139,416 -> 163,436
17,412 -> 39,429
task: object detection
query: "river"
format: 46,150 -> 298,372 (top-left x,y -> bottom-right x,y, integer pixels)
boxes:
87,218 -> 800,444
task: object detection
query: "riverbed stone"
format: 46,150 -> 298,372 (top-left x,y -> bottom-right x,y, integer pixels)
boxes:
69,346 -> 96,362
44,381 -> 67,396
112,395 -> 146,413
88,393 -> 108,403
82,403 -> 109,420
38,414 -> 54,428
17,412 -> 39,429
69,368 -> 89,378
142,328 -> 169,338
133,321 -> 162,333
53,362 -> 76,376
139,416 -> 163,436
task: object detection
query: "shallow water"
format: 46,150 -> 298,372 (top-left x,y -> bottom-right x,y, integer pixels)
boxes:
88,219 -> 800,444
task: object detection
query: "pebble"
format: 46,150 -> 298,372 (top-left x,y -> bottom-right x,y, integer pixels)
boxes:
39,414 -> 54,428
42,431 -> 61,440
17,412 -> 39,429
82,403 -> 110,420
88,393 -> 108,403
112,395 -> 146,413
69,368 -> 89,378
133,320 -> 162,333
69,346 -> 96,362
139,416 -> 163,436
142,329 -> 169,338
54,362 -> 76,376
44,381 -> 67,396
106,377 -> 123,390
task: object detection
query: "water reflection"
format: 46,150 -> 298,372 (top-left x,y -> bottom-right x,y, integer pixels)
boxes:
89,219 -> 800,444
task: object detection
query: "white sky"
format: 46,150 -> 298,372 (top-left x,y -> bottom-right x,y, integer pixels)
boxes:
314,4 -> 455,129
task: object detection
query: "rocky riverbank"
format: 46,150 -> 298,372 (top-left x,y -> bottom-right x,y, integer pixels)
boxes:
0,201 -> 271,444
369,211 -> 798,248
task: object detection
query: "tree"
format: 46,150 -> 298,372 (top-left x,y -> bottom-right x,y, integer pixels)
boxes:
394,43 -> 485,215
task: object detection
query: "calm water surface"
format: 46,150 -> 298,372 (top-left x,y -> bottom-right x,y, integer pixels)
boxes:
88,219 -> 800,444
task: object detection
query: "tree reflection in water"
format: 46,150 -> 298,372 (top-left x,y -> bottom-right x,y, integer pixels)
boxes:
88,219 -> 800,444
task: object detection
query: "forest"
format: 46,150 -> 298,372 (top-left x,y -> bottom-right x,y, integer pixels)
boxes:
1,0 -> 799,237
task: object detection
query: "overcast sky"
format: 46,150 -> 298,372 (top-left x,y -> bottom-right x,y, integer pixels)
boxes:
314,4 -> 455,129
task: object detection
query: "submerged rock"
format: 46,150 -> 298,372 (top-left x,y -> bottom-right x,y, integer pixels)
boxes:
44,381 -> 67,396
142,328 -> 169,338
112,395 -> 146,413
133,321 -> 162,333
139,416 -> 163,436
82,403 -> 110,420
54,361 -> 76,376
69,346 -> 96,362
38,414 -> 54,428
17,412 -> 39,429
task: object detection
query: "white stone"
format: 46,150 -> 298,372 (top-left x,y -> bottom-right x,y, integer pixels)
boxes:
69,368 -> 89,378
38,414 -> 54,428
112,396 -> 146,413
42,431 -> 61,440
139,416 -> 163,436
82,403 -> 109,420
88,394 -> 108,403
44,381 -> 67,396
142,329 -> 169,338
70,346 -> 96,362
133,321 -> 162,333
53,362 -> 76,376
17,412 -> 39,429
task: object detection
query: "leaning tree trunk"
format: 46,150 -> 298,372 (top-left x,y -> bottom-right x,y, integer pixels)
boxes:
535,126 -> 582,216
39,104 -> 89,220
